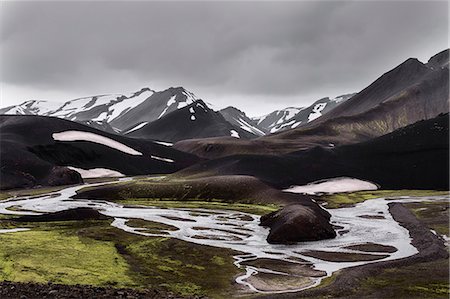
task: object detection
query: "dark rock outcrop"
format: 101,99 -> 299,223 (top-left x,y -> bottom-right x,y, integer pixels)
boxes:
260,204 -> 336,244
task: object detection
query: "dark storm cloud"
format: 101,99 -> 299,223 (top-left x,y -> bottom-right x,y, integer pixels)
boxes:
1,1 -> 448,112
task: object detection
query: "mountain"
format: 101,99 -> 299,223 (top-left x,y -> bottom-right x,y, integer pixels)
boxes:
0,87 -> 202,133
308,50 -> 449,126
252,107 -> 304,133
264,94 -> 356,133
0,115 -> 200,190
219,106 -> 266,136
176,113 -> 449,191
173,50 -> 449,159
126,100 -> 257,142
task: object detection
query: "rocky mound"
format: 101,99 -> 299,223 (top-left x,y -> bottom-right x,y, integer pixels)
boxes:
260,204 -> 336,244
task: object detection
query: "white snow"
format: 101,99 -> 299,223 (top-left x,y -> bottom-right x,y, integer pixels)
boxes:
270,120 -> 296,133
158,95 -> 178,119
236,118 -> 265,136
92,111 -> 108,122
67,166 -> 125,178
154,141 -> 173,147
52,130 -> 143,155
284,177 -> 378,195
308,102 -> 327,122
190,115 -> 196,121
150,155 -> 174,163
3,100 -> 62,116
107,89 -> 153,121
158,107 -> 169,119
189,107 -> 195,113
167,95 -> 177,107
291,121 -> 302,128
230,130 -> 240,138
124,122 -> 148,134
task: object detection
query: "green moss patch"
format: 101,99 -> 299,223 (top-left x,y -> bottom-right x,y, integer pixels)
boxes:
406,201 -> 449,236
118,199 -> 278,215
0,218 -> 243,298
0,229 -> 134,287
320,190 -> 448,209
358,259 -> 449,298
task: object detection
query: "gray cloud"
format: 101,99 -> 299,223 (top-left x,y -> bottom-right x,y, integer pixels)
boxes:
1,1 -> 448,115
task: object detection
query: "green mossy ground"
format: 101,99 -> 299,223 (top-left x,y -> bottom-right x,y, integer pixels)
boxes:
406,201 -> 449,236
0,219 -> 241,298
0,184 -> 448,297
118,199 -> 279,215
356,259 -> 449,298
319,190 -> 448,209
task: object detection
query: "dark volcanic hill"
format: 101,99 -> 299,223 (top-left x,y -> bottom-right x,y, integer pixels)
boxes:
127,100 -> 257,142
174,49 -> 449,159
176,113 -> 449,190
0,115 -> 200,190
309,50 -> 449,126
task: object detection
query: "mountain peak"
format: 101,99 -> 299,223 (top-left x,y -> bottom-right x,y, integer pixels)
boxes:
427,49 -> 449,69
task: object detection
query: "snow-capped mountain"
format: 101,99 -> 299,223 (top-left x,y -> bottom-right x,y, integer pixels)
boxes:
0,87 -> 201,133
270,93 -> 356,133
253,93 -> 355,133
127,100 -> 257,142
219,106 -> 266,136
1,86 -> 354,139
252,107 -> 304,133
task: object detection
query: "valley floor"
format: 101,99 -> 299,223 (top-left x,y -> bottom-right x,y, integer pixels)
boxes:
0,178 -> 448,298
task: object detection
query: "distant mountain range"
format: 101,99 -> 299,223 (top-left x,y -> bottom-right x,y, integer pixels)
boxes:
174,49 -> 450,159
0,87 -> 356,141
254,93 -> 356,133
0,49 -> 448,191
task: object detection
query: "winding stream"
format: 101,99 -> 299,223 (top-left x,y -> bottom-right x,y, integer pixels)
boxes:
0,179 -> 447,294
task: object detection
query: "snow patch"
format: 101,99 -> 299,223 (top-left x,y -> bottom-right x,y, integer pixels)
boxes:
52,130 -> 142,155
230,130 -> 240,138
270,120 -> 296,133
190,115 -> 196,121
167,95 -> 177,107
308,102 -> 327,122
68,166 -> 125,178
150,155 -> 174,163
236,118 -> 265,136
154,141 -> 173,147
124,122 -> 148,134
107,90 -> 153,121
92,112 -> 108,122
284,177 -> 378,195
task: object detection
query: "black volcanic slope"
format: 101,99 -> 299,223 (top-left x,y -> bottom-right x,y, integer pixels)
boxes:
0,115 -> 200,189
127,100 -> 256,142
176,113 -> 449,190
174,50 -> 449,159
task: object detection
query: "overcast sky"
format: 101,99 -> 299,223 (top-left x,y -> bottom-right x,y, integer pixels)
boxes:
1,1 -> 448,116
